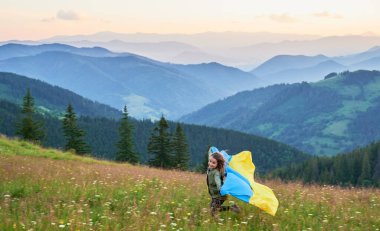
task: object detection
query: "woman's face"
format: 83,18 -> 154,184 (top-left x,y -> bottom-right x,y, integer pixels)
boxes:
208,156 -> 217,169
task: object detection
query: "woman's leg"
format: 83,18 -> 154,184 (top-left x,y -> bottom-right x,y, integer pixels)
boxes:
219,198 -> 230,211
210,198 -> 221,217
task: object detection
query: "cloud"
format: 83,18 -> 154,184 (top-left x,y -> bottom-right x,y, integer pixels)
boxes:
57,10 -> 80,20
313,11 -> 343,19
269,14 -> 297,23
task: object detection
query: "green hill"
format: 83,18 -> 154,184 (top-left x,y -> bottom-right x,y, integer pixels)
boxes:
181,70 -> 380,156
0,72 -> 122,119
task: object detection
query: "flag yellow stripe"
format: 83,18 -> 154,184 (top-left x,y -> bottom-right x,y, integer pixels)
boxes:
229,151 -> 279,216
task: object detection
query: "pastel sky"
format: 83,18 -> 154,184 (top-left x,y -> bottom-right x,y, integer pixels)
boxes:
1,0 -> 379,40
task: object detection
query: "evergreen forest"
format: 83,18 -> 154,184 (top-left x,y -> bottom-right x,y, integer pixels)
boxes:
0,98 -> 308,173
268,140 -> 380,187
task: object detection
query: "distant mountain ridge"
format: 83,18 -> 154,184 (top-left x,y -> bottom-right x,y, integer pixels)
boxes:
233,35 -> 380,66
41,31 -> 319,48
262,60 -> 346,84
251,55 -> 330,76
334,46 -> 380,65
60,40 -> 205,64
0,43 -> 132,60
181,70 -> 380,156
0,43 -> 263,119
12,31 -> 379,68
251,47 -> 380,84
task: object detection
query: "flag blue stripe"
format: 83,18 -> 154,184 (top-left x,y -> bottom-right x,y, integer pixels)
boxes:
220,166 -> 253,203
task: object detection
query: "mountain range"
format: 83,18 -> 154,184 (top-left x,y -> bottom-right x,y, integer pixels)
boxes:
1,41 -> 380,120
181,70 -> 380,156
0,43 -> 264,120
250,46 -> 380,84
3,32 -> 380,69
0,43 -> 129,60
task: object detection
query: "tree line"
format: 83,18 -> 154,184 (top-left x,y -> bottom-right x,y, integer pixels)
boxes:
0,90 -> 310,173
267,140 -> 380,187
15,89 -> 191,170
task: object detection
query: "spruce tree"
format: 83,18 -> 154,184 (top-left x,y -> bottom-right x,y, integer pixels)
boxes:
62,104 -> 89,155
16,88 -> 44,143
147,115 -> 172,168
373,149 -> 380,185
359,152 -> 371,186
116,106 -> 138,163
195,146 -> 210,173
172,123 -> 190,170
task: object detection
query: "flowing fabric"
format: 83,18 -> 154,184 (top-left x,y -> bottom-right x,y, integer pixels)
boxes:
209,147 -> 279,216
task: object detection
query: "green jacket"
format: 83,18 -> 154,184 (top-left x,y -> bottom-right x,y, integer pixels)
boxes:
207,168 -> 223,199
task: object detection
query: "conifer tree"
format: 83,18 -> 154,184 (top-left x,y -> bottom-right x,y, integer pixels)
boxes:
196,146 -> 211,173
359,152 -> 371,186
373,149 -> 380,184
116,106 -> 138,163
172,123 -> 190,170
147,115 -> 172,168
62,104 -> 89,155
16,88 -> 44,143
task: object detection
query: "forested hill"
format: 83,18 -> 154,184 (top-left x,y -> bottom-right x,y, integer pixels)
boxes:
181,70 -> 380,156
0,98 -> 309,173
268,140 -> 380,187
0,72 -> 122,119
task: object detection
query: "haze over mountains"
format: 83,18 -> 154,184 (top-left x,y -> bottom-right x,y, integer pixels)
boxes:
3,32 -> 380,70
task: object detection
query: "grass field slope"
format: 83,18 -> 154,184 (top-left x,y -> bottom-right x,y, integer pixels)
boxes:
0,135 -> 379,230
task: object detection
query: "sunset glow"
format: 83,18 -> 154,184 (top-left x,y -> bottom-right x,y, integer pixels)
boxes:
1,0 -> 379,41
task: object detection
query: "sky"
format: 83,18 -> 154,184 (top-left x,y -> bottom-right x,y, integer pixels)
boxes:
1,0 -> 380,41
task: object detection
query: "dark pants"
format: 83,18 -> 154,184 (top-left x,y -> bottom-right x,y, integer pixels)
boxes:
210,197 -> 230,216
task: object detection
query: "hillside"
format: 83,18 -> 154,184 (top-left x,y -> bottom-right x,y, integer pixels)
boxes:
0,43 -> 263,119
181,70 -> 380,156
0,72 -> 122,119
0,135 -> 379,230
0,97 -> 309,172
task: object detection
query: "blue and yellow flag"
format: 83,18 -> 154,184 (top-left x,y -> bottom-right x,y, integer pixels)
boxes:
210,147 -> 279,216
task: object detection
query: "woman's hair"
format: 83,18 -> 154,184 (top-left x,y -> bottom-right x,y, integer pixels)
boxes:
211,152 -> 225,178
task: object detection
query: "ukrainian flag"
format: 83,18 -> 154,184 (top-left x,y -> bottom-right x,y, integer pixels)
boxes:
210,147 -> 279,216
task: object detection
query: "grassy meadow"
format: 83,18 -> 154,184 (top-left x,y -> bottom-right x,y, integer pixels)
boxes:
0,136 -> 379,230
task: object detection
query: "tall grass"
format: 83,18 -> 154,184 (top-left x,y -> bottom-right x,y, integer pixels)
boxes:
1,136 -> 379,230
